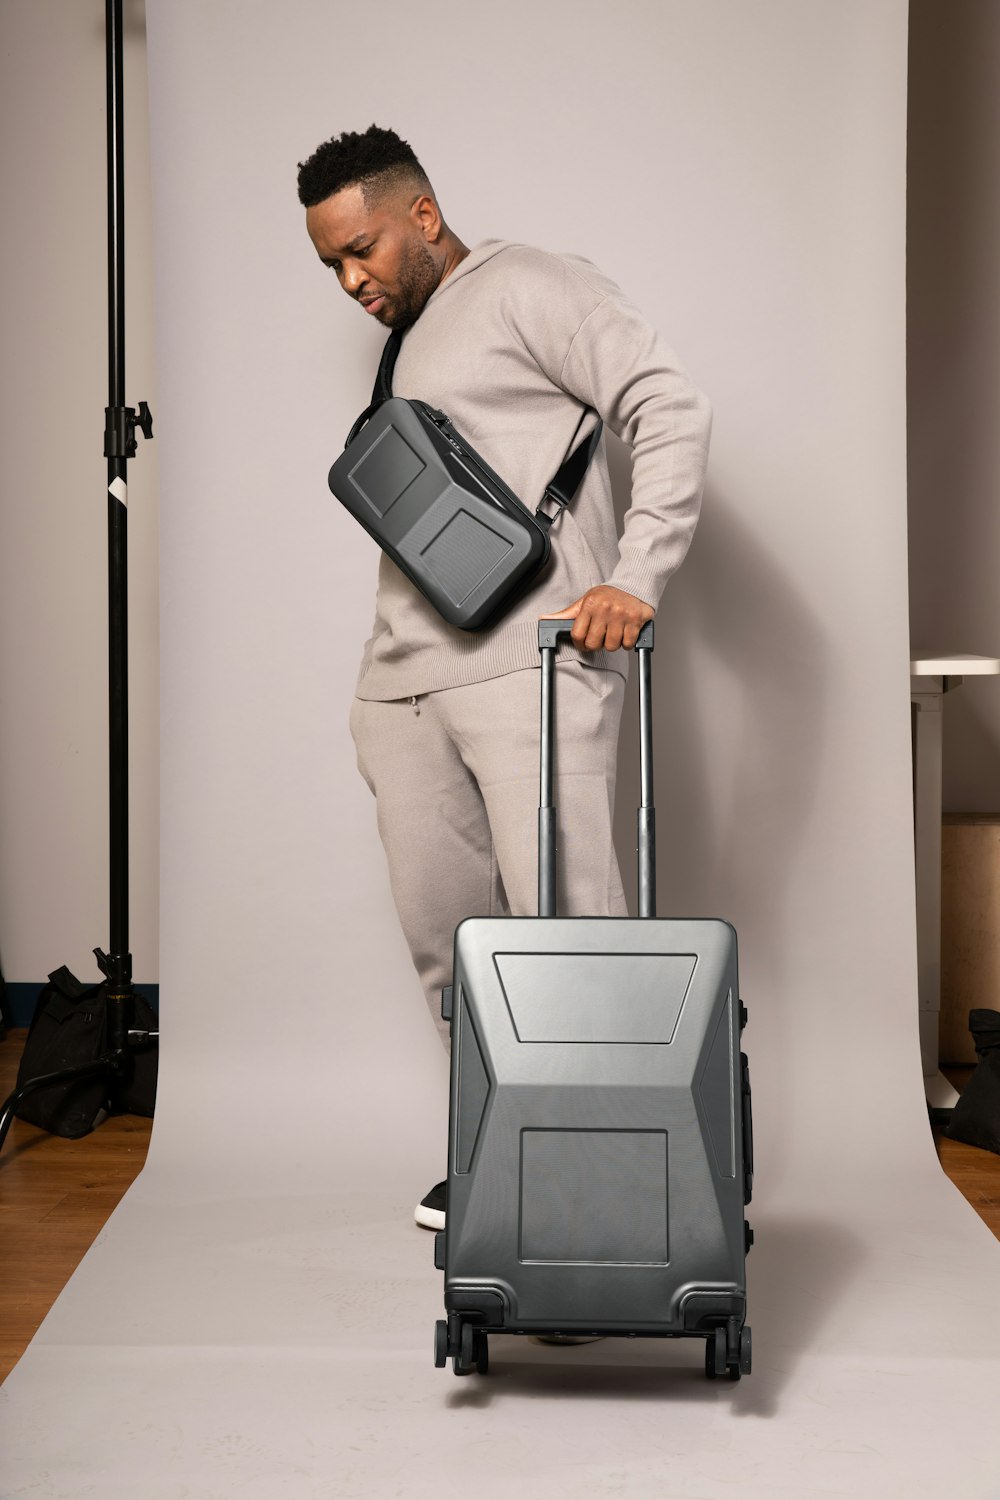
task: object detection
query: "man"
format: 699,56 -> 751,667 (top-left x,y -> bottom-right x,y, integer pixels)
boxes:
298,124 -> 712,1235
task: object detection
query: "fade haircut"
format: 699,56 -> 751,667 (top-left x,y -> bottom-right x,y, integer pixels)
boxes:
296,123 -> 434,214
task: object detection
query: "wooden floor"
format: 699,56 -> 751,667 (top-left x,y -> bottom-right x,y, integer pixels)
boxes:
0,1029 -> 154,1382
1,1031 -> 999,1384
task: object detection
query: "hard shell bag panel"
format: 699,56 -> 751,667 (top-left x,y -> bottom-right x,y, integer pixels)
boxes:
327,328 -> 604,632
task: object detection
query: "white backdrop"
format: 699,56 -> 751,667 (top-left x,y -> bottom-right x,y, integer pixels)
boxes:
4,2 -> 1000,1496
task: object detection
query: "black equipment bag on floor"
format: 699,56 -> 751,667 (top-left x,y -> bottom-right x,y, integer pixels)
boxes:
327,329 -> 603,633
945,1009 -> 1000,1155
432,619 -> 754,1381
13,966 -> 157,1138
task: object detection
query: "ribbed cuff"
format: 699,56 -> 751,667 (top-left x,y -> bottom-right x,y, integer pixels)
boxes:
605,559 -> 668,613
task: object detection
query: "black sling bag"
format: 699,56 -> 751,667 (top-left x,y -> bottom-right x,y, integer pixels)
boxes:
327,328 -> 603,632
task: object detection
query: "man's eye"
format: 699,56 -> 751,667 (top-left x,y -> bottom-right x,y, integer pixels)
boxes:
329,246 -> 372,270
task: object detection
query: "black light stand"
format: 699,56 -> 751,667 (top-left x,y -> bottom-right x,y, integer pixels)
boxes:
0,0 -> 157,1151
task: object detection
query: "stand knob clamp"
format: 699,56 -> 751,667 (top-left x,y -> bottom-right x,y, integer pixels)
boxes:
104,401 -> 153,459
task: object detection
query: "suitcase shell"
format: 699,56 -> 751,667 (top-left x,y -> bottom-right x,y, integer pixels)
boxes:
434,620 -> 753,1379
444,914 -> 748,1328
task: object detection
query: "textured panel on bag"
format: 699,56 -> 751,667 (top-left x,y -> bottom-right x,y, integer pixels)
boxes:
348,423 -> 426,517
419,506 -> 514,607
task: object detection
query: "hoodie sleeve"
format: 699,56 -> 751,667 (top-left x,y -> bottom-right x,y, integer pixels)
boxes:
556,289 -> 713,611
504,249 -> 713,612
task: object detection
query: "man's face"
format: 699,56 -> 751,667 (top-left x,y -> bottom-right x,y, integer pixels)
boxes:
305,183 -> 441,330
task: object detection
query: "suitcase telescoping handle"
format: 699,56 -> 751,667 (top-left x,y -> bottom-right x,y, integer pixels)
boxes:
536,619 -> 655,920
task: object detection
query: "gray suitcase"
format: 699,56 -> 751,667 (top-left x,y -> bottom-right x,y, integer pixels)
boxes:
432,619 -> 754,1381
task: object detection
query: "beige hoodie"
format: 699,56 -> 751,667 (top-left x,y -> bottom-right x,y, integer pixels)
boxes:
351,238 -> 712,700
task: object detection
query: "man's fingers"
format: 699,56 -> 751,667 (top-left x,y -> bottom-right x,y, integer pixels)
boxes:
604,619 -> 626,652
571,606 -> 594,649
547,589 -> 655,652
582,610 -> 611,651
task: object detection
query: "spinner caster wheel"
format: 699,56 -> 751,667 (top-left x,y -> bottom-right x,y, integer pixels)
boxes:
434,1320 -> 448,1369
474,1331 -> 489,1375
704,1326 -> 727,1380
452,1320 -> 477,1377
739,1325 -> 752,1375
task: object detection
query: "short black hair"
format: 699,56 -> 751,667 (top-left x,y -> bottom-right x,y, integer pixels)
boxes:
296,123 -> 433,213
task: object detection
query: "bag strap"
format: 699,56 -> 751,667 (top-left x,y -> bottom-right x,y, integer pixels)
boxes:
370,329 -> 603,524
371,327 -> 402,405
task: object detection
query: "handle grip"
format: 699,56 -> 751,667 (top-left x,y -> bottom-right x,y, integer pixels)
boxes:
537,618 -> 653,652
536,617 -> 655,918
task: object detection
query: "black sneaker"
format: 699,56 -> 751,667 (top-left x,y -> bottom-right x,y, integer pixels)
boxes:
415,1179 -> 446,1230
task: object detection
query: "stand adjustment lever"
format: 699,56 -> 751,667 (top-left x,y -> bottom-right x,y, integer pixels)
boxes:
93,946 -> 132,989
104,401 -> 154,459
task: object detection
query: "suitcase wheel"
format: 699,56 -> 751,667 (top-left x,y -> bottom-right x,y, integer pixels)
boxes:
725,1325 -> 752,1381
705,1323 -> 751,1381
434,1320 -> 448,1369
704,1326 -> 727,1379
451,1321 -> 489,1377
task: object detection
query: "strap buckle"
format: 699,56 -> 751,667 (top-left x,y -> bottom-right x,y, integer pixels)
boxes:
535,483 -> 570,527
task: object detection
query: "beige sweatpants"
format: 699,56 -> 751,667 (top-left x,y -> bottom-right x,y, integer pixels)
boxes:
348,659 -> 629,1050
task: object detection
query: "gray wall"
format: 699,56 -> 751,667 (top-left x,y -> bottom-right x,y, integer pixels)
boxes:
908,0 -> 1000,813
0,0 -> 159,987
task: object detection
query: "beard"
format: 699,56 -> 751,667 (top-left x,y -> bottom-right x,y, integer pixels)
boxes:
385,235 -> 444,329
